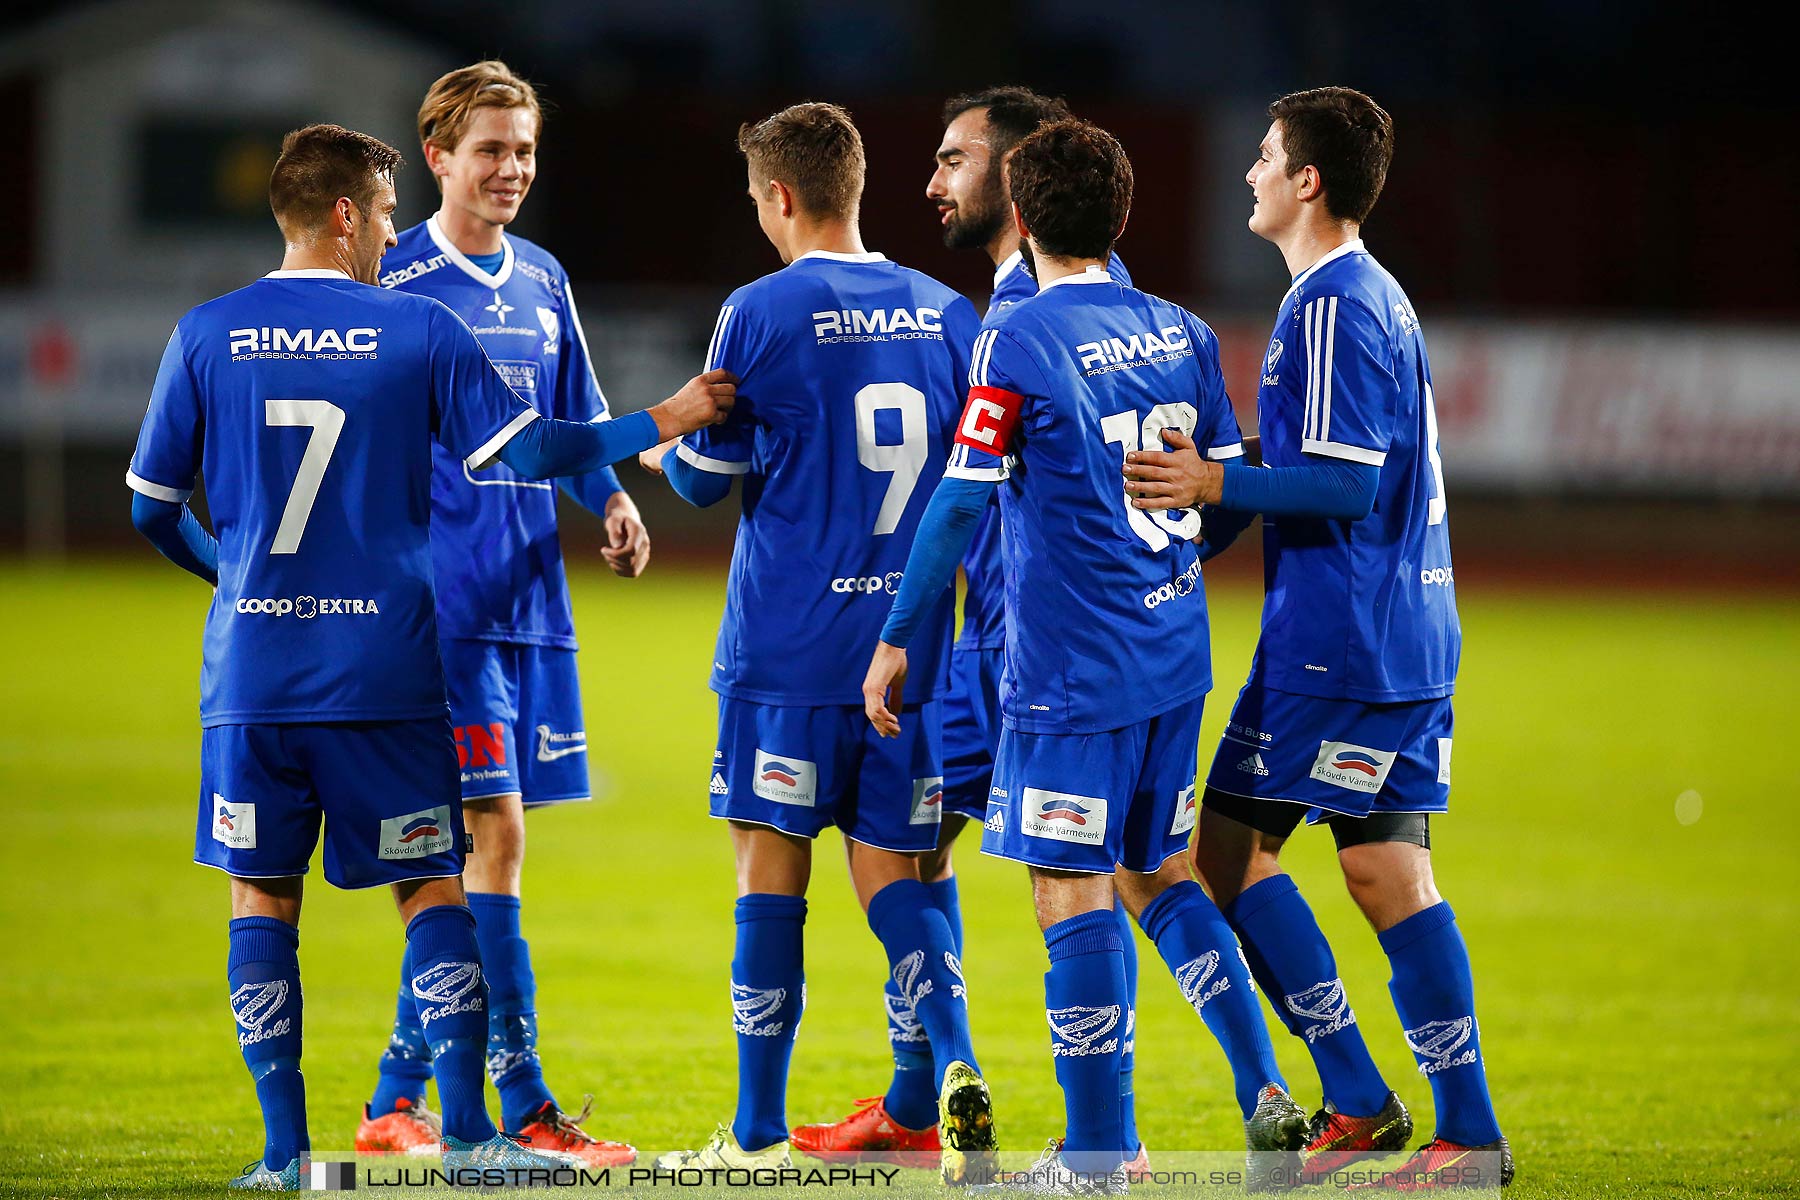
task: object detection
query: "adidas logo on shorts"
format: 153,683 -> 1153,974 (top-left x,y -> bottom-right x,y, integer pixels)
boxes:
1238,753 -> 1270,777
710,773 -> 729,796
984,807 -> 1005,834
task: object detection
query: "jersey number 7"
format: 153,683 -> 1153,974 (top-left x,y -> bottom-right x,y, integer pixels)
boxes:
266,399 -> 345,554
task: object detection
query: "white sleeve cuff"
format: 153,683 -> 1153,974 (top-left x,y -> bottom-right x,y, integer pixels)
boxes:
1206,442 -> 1246,461
466,408 -> 541,470
676,441 -> 751,475
125,468 -> 193,503
945,463 -> 1009,482
1301,438 -> 1387,467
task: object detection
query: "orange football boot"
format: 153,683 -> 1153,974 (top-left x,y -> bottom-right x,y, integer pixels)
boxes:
509,1097 -> 638,1168
355,1095 -> 442,1155
790,1096 -> 942,1165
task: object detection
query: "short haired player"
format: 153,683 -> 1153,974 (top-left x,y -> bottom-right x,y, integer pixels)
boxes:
790,86 -> 1155,1175
126,123 -> 732,1189
639,102 -> 997,1185
866,118 -> 1306,1194
352,60 -> 644,1168
1124,86 -> 1513,1189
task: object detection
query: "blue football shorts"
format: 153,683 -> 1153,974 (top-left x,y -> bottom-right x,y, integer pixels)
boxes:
710,695 -> 945,853
941,643 -> 1004,821
1203,676 -> 1453,822
195,717 -> 466,889
440,639 -> 589,806
980,695 -> 1205,875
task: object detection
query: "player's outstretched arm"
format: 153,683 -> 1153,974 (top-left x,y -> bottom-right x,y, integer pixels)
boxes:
1128,429 -> 1377,521
130,492 -> 219,584
864,474 -> 995,735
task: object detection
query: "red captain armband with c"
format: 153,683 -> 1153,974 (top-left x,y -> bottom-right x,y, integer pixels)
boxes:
954,386 -> 1024,456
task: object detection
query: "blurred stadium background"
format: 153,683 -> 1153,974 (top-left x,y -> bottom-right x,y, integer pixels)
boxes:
0,1 -> 1795,1196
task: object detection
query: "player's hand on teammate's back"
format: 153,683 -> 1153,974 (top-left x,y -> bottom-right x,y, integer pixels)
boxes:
1125,427 -> 1222,509
601,491 -> 652,578
862,641 -> 910,738
637,438 -> 678,476
648,368 -> 738,440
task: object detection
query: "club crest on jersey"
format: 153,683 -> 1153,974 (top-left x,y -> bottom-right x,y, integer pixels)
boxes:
1170,783 -> 1198,836
1021,788 -> 1107,845
536,306 -> 560,351
211,795 -> 256,849
1074,324 -> 1189,374
1176,952 -> 1229,1013
1309,741 -> 1396,794
1047,1004 -> 1121,1057
228,327 -> 377,360
229,980 -> 291,1046
811,307 -> 943,343
1284,978 -> 1358,1042
910,777 -> 945,825
731,983 -> 787,1037
1264,337 -> 1284,385
753,750 -> 817,807
1404,1016 -> 1478,1074
379,805 -> 455,860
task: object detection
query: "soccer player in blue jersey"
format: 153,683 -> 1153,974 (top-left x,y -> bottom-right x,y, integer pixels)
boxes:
1125,87 -> 1513,1190
793,86 -> 1152,1178
354,61 -> 639,1167
126,124 -> 733,1190
866,118 -> 1306,1194
639,102 -> 996,1185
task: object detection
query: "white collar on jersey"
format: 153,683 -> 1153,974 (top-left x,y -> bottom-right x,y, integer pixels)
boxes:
1282,238 -> 1366,305
264,268 -> 352,280
426,214 -> 516,289
992,249 -> 1025,290
1037,263 -> 1115,290
795,249 -> 886,264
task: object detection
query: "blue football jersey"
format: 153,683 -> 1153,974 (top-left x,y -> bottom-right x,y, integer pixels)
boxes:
127,270 -> 538,726
679,251 -> 982,706
382,218 -> 608,648
1251,240 -> 1460,702
957,251 -> 1133,649
947,266 -> 1244,734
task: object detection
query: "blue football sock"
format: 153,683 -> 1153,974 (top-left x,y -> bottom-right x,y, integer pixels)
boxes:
406,904 -> 496,1144
732,894 -> 806,1152
929,874 -> 965,957
370,942 -> 432,1117
1114,897 -> 1141,1155
1141,880 -> 1283,1119
228,916 -> 308,1169
1379,903 -> 1502,1146
878,873 -> 967,1130
1225,874 -> 1391,1116
468,893 -> 556,1131
1044,909 -> 1127,1175
867,879 -> 978,1089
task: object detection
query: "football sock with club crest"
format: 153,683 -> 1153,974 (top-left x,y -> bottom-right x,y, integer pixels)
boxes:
1140,880 -> 1282,1119
1379,902 -> 1502,1146
1043,909 -> 1127,1174
467,892 -> 556,1132
867,879 -> 978,1091
732,894 -> 807,1152
1224,874 -> 1391,1116
1114,897 -> 1142,1155
228,916 -> 308,1170
369,942 -> 433,1117
406,904 -> 496,1144
882,874 -> 966,1129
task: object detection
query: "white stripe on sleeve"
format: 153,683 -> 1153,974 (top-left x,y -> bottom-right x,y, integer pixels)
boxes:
125,468 -> 192,503
676,441 -> 750,475
704,305 -> 735,372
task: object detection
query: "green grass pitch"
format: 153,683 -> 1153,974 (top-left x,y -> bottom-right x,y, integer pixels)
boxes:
1,560 -> 1796,1197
